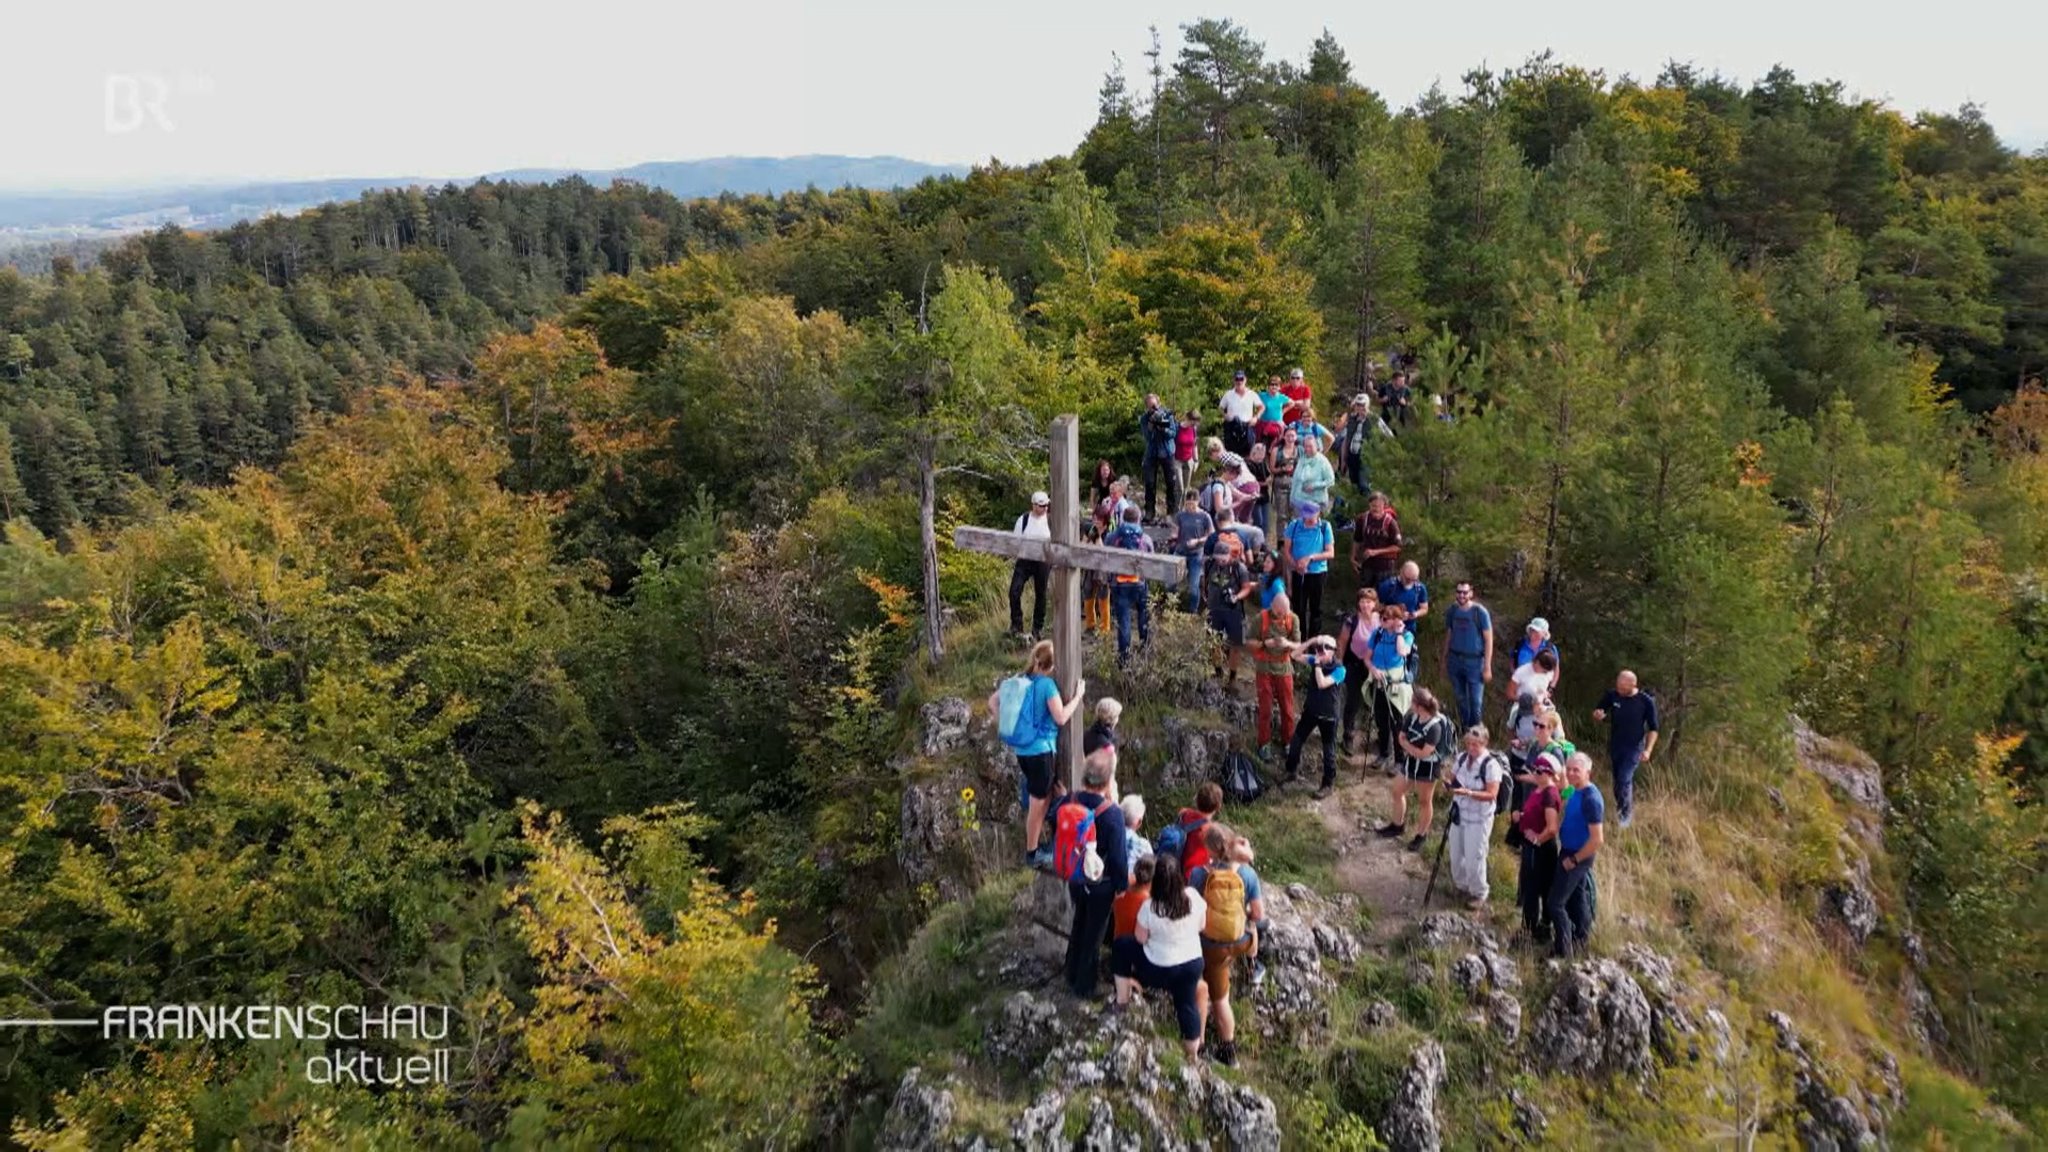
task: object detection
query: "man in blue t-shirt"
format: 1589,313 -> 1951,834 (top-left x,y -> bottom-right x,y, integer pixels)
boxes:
1439,581 -> 1493,731
1592,669 -> 1659,828
1106,507 -> 1155,662
1377,562 -> 1429,677
1548,752 -> 1605,959
1283,502 -> 1335,633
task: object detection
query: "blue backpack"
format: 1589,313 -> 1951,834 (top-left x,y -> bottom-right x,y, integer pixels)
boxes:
1155,812 -> 1210,867
997,675 -> 1035,749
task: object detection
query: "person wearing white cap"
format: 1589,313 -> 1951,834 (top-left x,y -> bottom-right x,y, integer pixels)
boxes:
1219,371 -> 1260,456
1008,492 -> 1053,641
1337,393 -> 1374,491
1512,618 -> 1561,700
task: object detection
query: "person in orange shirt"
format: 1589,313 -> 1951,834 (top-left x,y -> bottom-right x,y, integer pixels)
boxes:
1110,855 -> 1156,1005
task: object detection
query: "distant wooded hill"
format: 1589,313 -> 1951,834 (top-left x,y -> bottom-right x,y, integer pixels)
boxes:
0,155 -> 969,232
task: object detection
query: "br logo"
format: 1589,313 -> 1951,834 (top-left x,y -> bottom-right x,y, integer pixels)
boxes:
105,73 -> 210,134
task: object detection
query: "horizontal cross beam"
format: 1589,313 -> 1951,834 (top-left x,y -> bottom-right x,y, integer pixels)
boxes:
953,526 -> 1189,585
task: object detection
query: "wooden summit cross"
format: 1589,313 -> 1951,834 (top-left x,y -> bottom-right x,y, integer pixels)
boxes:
955,415 -> 1188,791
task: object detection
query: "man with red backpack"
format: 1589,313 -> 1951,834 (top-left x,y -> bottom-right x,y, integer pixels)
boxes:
1059,746 -> 1129,1000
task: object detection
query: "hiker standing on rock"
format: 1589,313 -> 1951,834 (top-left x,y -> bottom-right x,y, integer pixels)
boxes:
990,640 -> 1087,870
1440,581 -> 1494,731
1592,670 -> 1659,828
1337,587 -> 1382,759
1203,534 -> 1255,688
1283,501 -> 1335,633
1249,590 -> 1300,758
1167,490 -> 1215,613
1139,393 -> 1180,522
1060,747 -> 1128,1000
1190,824 -> 1265,1068
1447,726 -> 1506,912
1366,604 -> 1414,770
1007,491 -> 1053,643
1377,687 -> 1455,852
1549,752 -> 1605,959
1351,491 -> 1403,596
1219,370 -> 1260,456
1516,758 -> 1563,945
1286,634 -> 1349,799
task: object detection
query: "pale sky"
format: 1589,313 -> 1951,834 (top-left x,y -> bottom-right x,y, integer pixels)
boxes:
1,0 -> 2040,189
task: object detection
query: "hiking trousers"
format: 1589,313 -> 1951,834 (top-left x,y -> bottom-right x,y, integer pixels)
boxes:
1518,839 -> 1557,939
1066,883 -> 1116,998
1547,860 -> 1594,957
1287,714 -> 1340,789
1447,652 -> 1486,731
1143,452 -> 1180,520
1111,585 -> 1149,658
1290,570 -> 1326,634
1449,813 -> 1492,900
1341,655 -> 1371,749
1009,560 -> 1048,635
1255,671 -> 1296,748
1611,745 -> 1641,821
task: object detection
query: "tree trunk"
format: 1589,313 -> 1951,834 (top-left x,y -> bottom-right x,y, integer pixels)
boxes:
920,442 -> 944,667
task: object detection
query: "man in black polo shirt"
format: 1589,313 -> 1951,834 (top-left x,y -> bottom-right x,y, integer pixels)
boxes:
1591,669 -> 1658,828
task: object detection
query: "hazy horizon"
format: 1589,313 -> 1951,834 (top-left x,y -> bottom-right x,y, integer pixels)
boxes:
1,0 -> 2043,190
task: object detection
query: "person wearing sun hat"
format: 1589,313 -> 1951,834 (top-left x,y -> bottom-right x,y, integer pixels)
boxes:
1007,490 -> 1053,641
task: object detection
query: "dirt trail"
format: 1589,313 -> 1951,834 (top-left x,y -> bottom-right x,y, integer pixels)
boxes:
1298,751 -> 1447,944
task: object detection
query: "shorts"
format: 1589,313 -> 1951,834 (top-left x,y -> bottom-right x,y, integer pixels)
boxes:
1201,935 -> 1256,1001
1208,604 -> 1245,645
1110,936 -> 1144,979
1400,758 -> 1440,783
1018,751 -> 1057,800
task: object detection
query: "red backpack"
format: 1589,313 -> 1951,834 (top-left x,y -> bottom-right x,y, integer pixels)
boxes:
1053,797 -> 1114,884
1158,809 -> 1213,872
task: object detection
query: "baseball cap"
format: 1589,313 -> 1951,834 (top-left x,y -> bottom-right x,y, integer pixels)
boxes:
1290,367 -> 1305,379
1532,760 -> 1557,776
1295,500 -> 1319,514
1353,393 -> 1372,406
1219,451 -> 1245,470
1233,370 -> 1247,381
1031,491 -> 1050,507
1527,617 -> 1551,636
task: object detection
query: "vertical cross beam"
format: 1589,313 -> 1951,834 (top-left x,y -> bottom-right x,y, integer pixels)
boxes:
1048,415 -> 1085,794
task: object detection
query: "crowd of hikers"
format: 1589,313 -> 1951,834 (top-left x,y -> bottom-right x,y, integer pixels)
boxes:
991,357 -> 1658,1064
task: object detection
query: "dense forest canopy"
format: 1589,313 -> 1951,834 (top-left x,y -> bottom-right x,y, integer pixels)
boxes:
1,21 -> 2045,1148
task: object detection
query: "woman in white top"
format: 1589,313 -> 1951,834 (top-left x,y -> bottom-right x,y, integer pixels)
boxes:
1124,851 -> 1210,1057
1509,648 -> 1559,708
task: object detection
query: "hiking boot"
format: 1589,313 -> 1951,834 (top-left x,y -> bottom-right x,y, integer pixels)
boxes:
1375,823 -> 1405,838
1028,847 -> 1055,871
1251,961 -> 1268,988
1210,1040 -> 1237,1067
1407,834 -> 1426,853
1312,785 -> 1333,800
1617,810 -> 1634,829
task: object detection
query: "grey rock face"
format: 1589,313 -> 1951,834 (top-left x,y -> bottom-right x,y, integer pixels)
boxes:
986,991 -> 1062,1072
1485,989 -> 1524,1044
1412,911 -> 1497,955
878,1069 -> 957,1152
1206,1078 -> 1283,1152
921,696 -> 973,757
1789,714 -> 1887,813
1769,1011 -> 1887,1151
1363,999 -> 1400,1030
1821,853 -> 1880,946
1617,943 -> 1699,1061
1009,1089 -> 1066,1152
1247,883 -> 1362,1044
1528,959 -> 1656,1081
1509,1088 -> 1549,1141
1382,1040 -> 1447,1152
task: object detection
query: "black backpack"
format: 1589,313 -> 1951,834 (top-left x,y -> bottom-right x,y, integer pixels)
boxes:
1222,749 -> 1264,804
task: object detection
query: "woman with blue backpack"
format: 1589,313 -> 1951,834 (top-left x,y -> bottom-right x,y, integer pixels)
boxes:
990,640 -> 1089,870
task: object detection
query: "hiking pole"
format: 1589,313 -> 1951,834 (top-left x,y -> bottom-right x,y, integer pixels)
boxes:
1422,781 -> 1453,908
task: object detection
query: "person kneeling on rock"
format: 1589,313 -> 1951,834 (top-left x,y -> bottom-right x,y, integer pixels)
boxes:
1188,824 -> 1266,1067
1120,851 -> 1211,1059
